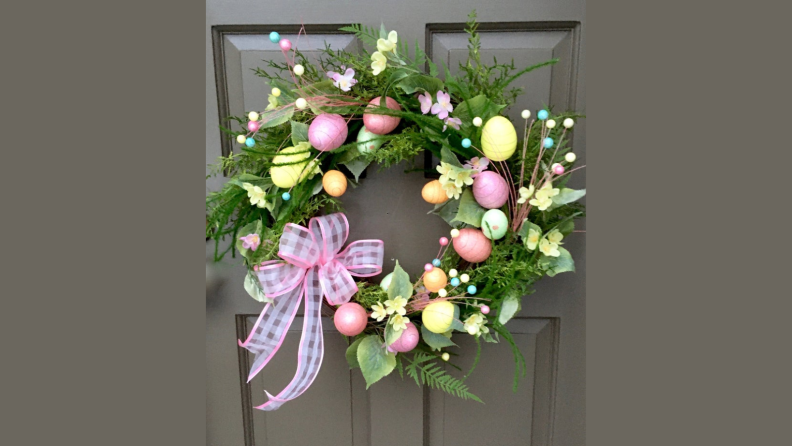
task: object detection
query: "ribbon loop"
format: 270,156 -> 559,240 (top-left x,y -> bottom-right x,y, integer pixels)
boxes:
238,213 -> 384,410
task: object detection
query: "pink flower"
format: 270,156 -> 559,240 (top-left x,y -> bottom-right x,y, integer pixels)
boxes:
442,117 -> 462,132
463,156 -> 490,174
418,91 -> 433,114
331,68 -> 357,92
239,233 -> 261,252
430,91 -> 453,120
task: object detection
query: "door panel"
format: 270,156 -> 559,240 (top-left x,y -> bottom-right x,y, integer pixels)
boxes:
207,2 -> 585,445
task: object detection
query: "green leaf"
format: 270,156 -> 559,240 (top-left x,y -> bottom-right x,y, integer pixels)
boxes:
551,188 -> 586,207
498,294 -> 521,325
243,270 -> 271,303
380,23 -> 387,39
421,325 -> 456,351
453,95 -> 506,127
429,198 -> 461,227
357,335 -> 396,389
395,74 -> 444,95
450,304 -> 464,332
539,247 -> 575,277
385,317 -> 403,346
387,260 -> 413,300
452,189 -> 486,228
341,157 -> 371,182
517,219 -> 542,241
290,120 -> 309,145
557,219 -> 575,236
346,338 -> 364,369
258,106 -> 295,129
229,174 -> 273,190
440,146 -> 463,168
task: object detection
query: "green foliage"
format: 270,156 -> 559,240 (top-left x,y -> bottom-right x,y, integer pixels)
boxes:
497,292 -> 522,325
357,335 -> 397,388
346,337 -> 364,369
384,316 -> 402,346
352,281 -> 388,310
492,324 -> 527,392
538,247 -> 575,276
404,352 -> 483,402
421,324 -> 457,351
387,261 -> 413,300
453,189 -> 486,227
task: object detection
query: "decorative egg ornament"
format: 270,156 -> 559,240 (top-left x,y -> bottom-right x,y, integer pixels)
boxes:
480,116 -> 517,161
422,301 -> 456,334
423,268 -> 448,293
322,170 -> 347,197
481,209 -> 508,240
363,97 -> 401,135
472,171 -> 509,209
452,228 -> 492,263
309,113 -> 348,152
356,126 -> 384,154
389,322 -> 420,352
422,180 -> 449,204
333,302 -> 368,336
270,146 -> 314,188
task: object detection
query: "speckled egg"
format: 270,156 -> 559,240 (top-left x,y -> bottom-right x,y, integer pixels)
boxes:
422,180 -> 449,204
452,228 -> 492,263
356,126 -> 384,154
481,116 -> 517,161
472,171 -> 509,209
270,145 -> 314,188
333,302 -> 368,336
422,301 -> 455,334
308,113 -> 348,152
481,209 -> 508,240
362,97 -> 401,135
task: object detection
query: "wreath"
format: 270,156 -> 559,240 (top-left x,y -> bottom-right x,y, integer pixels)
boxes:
206,11 -> 586,411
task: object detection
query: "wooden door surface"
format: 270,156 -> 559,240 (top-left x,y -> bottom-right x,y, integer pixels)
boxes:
206,1 -> 585,445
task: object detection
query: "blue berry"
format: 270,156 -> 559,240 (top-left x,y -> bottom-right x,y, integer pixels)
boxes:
281,192 -> 291,201
461,138 -> 472,148
467,285 -> 477,295
450,277 -> 460,287
245,138 -> 255,148
269,32 -> 280,43
543,137 -> 554,148
432,259 -> 441,267
537,109 -> 549,120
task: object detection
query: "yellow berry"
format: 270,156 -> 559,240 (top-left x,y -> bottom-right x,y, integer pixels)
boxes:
272,88 -> 281,97
236,135 -> 247,144
248,111 -> 259,121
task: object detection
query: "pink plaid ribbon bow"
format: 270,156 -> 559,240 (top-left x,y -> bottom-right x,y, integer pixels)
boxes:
238,213 -> 384,411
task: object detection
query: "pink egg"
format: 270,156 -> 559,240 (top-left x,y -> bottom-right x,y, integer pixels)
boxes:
452,228 -> 492,263
309,113 -> 348,152
388,322 -> 420,353
362,97 -> 401,135
334,303 -> 367,336
472,171 -> 509,209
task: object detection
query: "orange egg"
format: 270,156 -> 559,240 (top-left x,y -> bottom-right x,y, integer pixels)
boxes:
422,180 -> 448,204
322,170 -> 347,197
423,267 -> 448,293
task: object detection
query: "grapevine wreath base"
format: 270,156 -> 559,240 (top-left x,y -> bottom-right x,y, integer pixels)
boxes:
206,12 -> 586,410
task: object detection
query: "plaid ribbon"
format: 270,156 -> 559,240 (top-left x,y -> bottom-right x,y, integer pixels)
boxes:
238,213 -> 384,411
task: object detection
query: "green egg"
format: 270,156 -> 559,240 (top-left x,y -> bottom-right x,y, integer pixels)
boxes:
481,209 -> 508,240
357,126 -> 384,154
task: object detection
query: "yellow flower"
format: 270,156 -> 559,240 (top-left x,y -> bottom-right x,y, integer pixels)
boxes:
517,185 -> 535,204
529,182 -> 558,211
547,229 -> 564,244
242,183 -> 268,208
525,228 -> 541,250
453,169 -> 475,188
463,313 -> 489,336
436,162 -> 453,180
384,295 -> 408,316
389,314 -> 409,331
371,303 -> 387,322
377,30 -> 398,53
371,51 -> 387,76
441,180 -> 462,200
539,238 -> 560,257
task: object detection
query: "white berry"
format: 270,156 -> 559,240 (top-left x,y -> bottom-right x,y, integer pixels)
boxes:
460,274 -> 470,283
248,111 -> 260,122
450,229 -> 460,238
472,117 -> 483,127
438,288 -> 448,297
521,110 -> 531,119
449,269 -> 458,278
295,98 -> 308,110
272,88 -> 281,97
441,352 -> 450,361
565,152 -> 576,162
546,119 -> 556,129
563,118 -> 574,128
293,64 -> 305,76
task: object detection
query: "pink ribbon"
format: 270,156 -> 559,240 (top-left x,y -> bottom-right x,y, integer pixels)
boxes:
238,213 -> 384,411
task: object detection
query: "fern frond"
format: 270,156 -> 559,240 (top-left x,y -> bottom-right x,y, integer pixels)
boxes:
404,353 -> 483,403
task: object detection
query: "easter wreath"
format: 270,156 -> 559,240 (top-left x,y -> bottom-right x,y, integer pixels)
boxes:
206,12 -> 586,411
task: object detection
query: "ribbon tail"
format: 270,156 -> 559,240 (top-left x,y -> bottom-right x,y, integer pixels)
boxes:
255,266 -> 325,411
238,283 -> 303,383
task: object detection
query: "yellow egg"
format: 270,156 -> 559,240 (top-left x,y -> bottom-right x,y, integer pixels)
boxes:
481,116 -> 517,161
422,301 -> 455,334
270,145 -> 315,188
423,268 -> 448,292
421,180 -> 448,204
322,170 -> 347,197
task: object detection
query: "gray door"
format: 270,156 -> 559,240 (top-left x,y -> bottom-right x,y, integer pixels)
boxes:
206,2 -> 585,445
